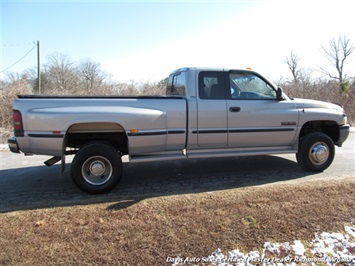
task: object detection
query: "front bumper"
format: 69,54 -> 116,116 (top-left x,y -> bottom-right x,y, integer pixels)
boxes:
336,124 -> 350,147
7,137 -> 20,153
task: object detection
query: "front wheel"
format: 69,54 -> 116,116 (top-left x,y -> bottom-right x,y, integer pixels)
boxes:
71,143 -> 122,194
296,132 -> 335,172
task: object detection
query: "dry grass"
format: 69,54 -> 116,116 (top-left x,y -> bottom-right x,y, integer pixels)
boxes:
1,179 -> 354,265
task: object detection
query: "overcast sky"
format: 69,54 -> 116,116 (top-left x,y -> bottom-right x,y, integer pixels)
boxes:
1,0 -> 355,83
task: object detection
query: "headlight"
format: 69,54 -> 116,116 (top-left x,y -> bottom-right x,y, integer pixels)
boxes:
342,114 -> 347,125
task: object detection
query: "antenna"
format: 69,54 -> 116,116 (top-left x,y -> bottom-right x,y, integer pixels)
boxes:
37,40 -> 41,94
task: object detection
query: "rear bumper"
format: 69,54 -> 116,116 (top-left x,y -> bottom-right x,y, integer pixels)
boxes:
7,137 -> 20,153
336,124 -> 350,147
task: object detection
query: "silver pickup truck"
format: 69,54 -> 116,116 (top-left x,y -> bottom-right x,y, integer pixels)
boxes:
8,67 -> 350,193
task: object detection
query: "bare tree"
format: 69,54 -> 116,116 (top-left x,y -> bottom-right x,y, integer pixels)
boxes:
284,51 -> 301,83
77,58 -> 105,93
319,35 -> 355,83
45,52 -> 79,92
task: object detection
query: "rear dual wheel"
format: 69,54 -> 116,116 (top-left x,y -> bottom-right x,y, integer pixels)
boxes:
71,143 -> 122,194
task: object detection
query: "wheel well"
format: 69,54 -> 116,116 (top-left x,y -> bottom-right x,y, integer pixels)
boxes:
300,121 -> 339,143
65,123 -> 129,155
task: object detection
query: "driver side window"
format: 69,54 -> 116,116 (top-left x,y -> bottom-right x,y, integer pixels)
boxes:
230,73 -> 276,100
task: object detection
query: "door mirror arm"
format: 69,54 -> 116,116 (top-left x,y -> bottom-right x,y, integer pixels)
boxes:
276,87 -> 284,101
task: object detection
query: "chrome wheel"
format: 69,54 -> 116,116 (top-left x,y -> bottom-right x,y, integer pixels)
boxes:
81,156 -> 113,186
309,141 -> 329,165
71,143 -> 122,194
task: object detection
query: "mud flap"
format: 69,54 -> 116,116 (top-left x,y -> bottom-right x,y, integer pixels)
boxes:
61,155 -> 65,175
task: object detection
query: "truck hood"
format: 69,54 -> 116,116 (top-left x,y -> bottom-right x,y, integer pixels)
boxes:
292,98 -> 343,112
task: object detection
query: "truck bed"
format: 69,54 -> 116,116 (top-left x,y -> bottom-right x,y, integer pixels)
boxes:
17,95 -> 185,99
13,95 -> 188,156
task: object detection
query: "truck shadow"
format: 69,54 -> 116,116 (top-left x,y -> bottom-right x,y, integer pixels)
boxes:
0,155 -> 318,213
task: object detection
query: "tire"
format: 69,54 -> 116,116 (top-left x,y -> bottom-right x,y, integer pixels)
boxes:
71,143 -> 122,194
296,132 -> 335,172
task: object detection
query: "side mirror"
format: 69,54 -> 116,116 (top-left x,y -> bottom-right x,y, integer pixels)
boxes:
276,87 -> 284,101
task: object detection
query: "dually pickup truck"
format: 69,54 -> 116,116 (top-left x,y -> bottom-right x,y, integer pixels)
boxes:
8,67 -> 350,193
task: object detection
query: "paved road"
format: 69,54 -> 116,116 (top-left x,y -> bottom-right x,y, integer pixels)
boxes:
0,133 -> 354,213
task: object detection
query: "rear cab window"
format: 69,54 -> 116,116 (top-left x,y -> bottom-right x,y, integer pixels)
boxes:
166,71 -> 186,96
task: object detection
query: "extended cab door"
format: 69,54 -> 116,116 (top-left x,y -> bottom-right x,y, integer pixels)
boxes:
226,71 -> 299,147
196,71 -> 228,147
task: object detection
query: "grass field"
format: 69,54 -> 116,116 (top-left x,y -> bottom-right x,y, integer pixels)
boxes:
1,179 -> 354,265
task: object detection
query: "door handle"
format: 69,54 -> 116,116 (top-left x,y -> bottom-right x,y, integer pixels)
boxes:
229,107 -> 241,112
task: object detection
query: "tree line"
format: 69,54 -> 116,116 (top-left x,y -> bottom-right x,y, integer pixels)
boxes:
1,52 -> 167,96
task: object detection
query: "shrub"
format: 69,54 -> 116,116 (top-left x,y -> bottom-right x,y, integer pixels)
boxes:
0,79 -> 32,142
282,80 -> 354,125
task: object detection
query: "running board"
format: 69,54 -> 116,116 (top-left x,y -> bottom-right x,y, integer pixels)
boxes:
129,152 -> 187,163
186,147 -> 296,159
128,147 -> 296,163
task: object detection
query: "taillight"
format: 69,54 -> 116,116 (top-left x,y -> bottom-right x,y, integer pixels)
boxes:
13,110 -> 24,137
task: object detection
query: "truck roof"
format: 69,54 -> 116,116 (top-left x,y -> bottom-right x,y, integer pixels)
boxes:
170,67 -> 255,75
